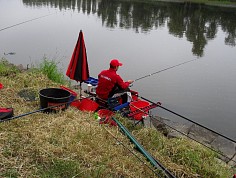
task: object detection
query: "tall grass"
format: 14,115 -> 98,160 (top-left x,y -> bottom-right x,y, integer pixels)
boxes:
38,58 -> 67,84
0,59 -> 20,76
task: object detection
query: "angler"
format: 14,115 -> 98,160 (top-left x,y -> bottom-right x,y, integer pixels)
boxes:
96,59 -> 134,104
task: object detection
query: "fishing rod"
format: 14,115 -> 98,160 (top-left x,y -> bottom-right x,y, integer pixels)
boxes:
102,126 -> 163,177
134,59 -> 196,82
85,89 -> 236,144
138,95 -> 236,144
85,91 -> 236,164
76,92 -> 173,176
113,117 -> 176,178
0,13 -> 54,32
128,102 -> 236,164
0,96 -> 91,123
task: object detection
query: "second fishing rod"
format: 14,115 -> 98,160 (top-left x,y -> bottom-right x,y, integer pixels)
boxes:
132,59 -> 196,83
129,59 -> 236,144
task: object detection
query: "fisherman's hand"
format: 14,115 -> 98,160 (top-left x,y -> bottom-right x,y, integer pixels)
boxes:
127,80 -> 134,84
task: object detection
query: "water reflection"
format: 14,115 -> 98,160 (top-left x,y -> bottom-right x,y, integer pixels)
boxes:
23,0 -> 236,57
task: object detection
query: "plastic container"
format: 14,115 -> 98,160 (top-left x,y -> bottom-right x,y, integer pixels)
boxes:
87,84 -> 92,92
70,100 -> 81,108
97,109 -> 117,126
0,108 -> 13,120
39,88 -> 71,112
84,77 -> 98,86
78,98 -> 99,112
131,90 -> 139,101
97,109 -> 114,118
129,100 -> 150,120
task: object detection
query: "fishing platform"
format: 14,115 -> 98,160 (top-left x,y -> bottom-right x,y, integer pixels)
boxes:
65,77 -> 162,126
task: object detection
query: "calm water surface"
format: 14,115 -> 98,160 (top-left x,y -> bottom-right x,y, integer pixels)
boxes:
0,0 -> 236,139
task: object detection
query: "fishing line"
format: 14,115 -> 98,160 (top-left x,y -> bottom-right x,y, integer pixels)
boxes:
0,13 -> 55,32
128,102 -> 236,165
139,96 -> 236,144
134,59 -> 196,82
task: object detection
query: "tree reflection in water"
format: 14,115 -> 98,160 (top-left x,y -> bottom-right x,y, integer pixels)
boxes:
23,0 -> 236,57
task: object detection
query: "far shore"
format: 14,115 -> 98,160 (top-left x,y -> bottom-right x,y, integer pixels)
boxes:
125,0 -> 236,8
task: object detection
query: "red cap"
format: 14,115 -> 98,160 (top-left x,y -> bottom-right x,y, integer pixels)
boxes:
110,59 -> 123,67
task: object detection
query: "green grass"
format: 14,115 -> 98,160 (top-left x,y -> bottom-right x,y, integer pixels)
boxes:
1,168 -> 19,178
38,159 -> 82,178
0,59 -> 20,76
37,58 -> 67,84
0,57 -> 67,85
0,59 -> 235,177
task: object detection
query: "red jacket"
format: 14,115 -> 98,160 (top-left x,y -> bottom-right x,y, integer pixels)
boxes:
96,68 -> 130,99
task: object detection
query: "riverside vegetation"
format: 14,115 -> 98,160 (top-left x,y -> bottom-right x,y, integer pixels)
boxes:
0,58 -> 235,177
128,0 -> 236,6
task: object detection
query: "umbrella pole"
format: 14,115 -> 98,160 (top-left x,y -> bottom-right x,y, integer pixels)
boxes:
79,82 -> 82,99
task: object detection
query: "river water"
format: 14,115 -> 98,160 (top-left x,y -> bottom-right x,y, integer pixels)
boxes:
0,0 -> 236,139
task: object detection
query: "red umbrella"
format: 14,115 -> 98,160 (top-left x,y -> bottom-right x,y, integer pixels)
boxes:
66,30 -> 89,97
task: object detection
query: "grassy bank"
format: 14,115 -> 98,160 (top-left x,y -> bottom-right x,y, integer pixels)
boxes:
0,59 -> 235,177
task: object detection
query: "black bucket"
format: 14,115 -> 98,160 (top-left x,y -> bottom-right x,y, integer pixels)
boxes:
39,88 -> 71,112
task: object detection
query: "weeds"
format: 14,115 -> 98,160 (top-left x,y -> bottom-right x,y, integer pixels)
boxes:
0,59 -> 20,76
37,58 -> 67,84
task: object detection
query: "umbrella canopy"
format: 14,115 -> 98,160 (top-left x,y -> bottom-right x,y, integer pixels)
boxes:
66,30 -> 89,82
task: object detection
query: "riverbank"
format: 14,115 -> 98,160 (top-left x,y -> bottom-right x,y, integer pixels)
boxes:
0,59 -> 235,177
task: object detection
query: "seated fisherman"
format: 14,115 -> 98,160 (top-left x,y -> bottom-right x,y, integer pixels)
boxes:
96,59 -> 134,104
